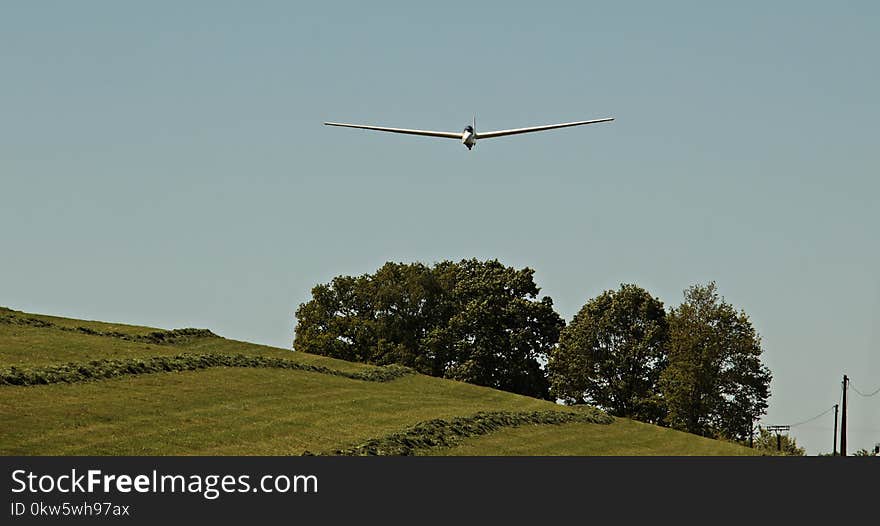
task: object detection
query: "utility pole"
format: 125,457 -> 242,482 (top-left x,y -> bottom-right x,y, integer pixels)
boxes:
749,416 -> 754,448
832,404 -> 839,456
766,425 -> 791,452
841,375 -> 848,457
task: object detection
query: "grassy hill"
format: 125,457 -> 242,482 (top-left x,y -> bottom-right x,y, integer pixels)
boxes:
0,307 -> 758,456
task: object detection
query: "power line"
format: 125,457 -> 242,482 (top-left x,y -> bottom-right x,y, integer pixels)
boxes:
850,380 -> 880,397
793,426 -> 880,432
789,405 -> 837,428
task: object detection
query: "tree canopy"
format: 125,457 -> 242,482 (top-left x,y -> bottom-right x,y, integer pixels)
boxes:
548,284 -> 668,423
293,259 -> 563,399
296,264 -> 775,434
660,282 -> 772,441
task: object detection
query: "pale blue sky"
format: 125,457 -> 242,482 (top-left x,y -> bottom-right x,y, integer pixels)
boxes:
2,1 -> 877,454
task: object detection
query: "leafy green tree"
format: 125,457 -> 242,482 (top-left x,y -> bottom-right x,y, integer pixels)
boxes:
660,282 -> 772,441
428,259 -> 563,398
293,262 -> 442,369
753,428 -> 806,456
293,272 -> 377,362
293,259 -> 563,398
547,284 -> 668,423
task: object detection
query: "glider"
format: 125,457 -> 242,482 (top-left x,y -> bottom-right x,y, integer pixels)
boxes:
324,116 -> 614,150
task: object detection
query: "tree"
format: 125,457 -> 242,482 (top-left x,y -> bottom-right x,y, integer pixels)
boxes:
293,262 -> 444,370
293,259 -> 563,399
660,282 -> 772,441
292,272 -> 377,362
753,428 -> 805,456
429,259 -> 563,399
548,284 -> 668,423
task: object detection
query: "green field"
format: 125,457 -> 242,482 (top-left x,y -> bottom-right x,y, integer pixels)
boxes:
0,307 -> 758,456
429,419 -> 760,456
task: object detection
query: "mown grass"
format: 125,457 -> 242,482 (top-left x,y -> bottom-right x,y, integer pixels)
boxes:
0,316 -> 368,373
0,368 -> 557,455
1,307 -> 760,456
0,307 -> 158,336
428,419 -> 760,456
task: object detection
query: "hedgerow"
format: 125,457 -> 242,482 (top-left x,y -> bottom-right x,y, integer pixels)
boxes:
0,354 -> 413,387
310,408 -> 614,456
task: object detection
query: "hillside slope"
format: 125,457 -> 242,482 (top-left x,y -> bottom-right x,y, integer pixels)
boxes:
0,307 -> 758,456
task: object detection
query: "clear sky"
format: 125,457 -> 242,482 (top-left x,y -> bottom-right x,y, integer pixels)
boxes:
2,1 -> 877,455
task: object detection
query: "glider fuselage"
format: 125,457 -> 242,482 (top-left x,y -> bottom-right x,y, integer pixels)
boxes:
462,125 -> 476,150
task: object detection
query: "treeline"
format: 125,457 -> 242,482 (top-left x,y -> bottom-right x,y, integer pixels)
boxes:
293,259 -> 771,442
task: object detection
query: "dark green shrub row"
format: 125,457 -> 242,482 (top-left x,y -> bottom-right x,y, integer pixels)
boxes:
0,354 -> 413,387
311,408 -> 614,456
0,308 -> 216,344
